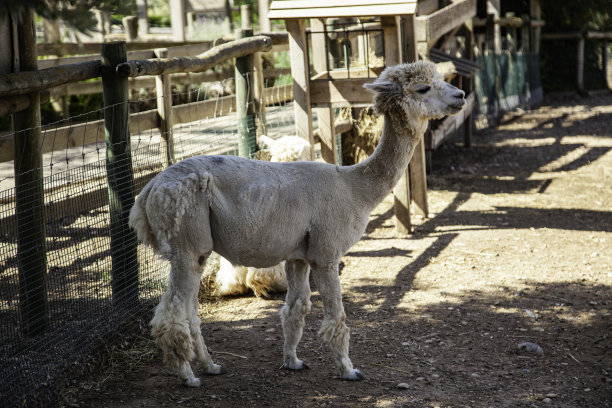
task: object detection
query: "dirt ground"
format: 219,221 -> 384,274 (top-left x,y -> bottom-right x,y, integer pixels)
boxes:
58,93 -> 611,408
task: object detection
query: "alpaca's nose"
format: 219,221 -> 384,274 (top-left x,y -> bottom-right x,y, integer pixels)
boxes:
454,89 -> 465,99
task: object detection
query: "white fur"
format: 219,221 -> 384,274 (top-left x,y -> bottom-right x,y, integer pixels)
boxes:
215,135 -> 311,298
258,135 -> 311,162
129,61 -> 465,387
215,257 -> 287,297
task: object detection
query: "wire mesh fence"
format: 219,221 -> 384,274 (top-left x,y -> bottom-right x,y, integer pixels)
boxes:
0,72 -> 297,406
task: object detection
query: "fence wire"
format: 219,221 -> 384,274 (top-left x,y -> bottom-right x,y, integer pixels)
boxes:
0,71 -> 297,407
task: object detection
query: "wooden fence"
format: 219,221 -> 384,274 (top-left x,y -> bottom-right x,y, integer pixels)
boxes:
0,25 -> 289,336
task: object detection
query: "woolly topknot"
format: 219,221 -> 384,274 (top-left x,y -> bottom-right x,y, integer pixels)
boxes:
364,60 -> 441,115
378,60 -> 439,87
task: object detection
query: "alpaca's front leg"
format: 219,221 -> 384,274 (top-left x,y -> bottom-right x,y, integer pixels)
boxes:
279,260 -> 311,370
311,262 -> 365,381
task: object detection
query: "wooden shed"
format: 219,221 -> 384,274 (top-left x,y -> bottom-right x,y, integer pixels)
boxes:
269,0 -> 477,233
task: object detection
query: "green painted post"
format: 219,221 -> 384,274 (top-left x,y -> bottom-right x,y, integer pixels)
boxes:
13,9 -> 49,336
235,28 -> 257,158
101,41 -> 139,307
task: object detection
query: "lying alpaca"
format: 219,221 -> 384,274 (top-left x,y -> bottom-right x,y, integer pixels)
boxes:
258,134 -> 311,162
215,257 -> 287,297
129,61 -> 465,387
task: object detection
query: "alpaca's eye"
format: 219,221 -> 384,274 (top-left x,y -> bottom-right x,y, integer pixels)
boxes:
417,86 -> 431,94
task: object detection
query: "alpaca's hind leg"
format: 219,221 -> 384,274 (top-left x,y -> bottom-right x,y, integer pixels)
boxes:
187,275 -> 223,375
311,262 -> 365,381
279,260 -> 311,370
151,251 -> 212,387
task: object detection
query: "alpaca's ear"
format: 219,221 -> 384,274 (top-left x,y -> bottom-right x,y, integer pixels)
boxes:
363,81 -> 400,94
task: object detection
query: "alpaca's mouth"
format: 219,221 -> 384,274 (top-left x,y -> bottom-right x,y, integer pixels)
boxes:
448,102 -> 465,114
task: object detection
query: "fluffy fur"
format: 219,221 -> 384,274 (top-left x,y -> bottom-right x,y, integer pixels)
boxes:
215,134 -> 312,298
129,61 -> 465,387
258,135 -> 311,162
215,257 -> 287,297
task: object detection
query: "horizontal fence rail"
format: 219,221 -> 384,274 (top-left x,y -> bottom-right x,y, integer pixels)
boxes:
116,35 -> 274,77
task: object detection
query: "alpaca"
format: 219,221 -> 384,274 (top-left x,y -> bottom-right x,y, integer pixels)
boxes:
258,134 -> 311,162
215,257 -> 287,297
128,61 -> 465,387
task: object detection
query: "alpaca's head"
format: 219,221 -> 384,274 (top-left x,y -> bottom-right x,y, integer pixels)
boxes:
364,61 -> 465,120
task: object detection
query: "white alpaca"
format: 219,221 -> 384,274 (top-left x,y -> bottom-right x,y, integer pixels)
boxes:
258,134 -> 311,162
216,257 -> 287,297
215,134 -> 311,297
129,61 -> 465,387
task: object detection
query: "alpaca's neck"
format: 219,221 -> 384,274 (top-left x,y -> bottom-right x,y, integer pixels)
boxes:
352,110 -> 427,208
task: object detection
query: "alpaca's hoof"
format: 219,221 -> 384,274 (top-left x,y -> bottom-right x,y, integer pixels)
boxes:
281,360 -> 309,371
205,364 -> 224,375
184,376 -> 202,387
342,369 -> 366,381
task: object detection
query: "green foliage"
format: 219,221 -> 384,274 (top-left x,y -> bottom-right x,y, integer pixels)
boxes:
540,0 -> 611,31
148,0 -> 170,27
0,0 -> 136,32
539,1 -> 611,92
148,14 -> 170,27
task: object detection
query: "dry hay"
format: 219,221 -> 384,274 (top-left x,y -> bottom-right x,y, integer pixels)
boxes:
341,106 -> 384,165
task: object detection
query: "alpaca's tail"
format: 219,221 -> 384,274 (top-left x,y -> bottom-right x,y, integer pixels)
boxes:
129,171 -> 211,255
129,182 -> 158,251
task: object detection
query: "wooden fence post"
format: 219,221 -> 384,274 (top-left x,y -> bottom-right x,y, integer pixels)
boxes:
170,0 -> 186,42
258,0 -> 271,32
136,0 -> 150,38
13,9 -> 49,336
101,41 -> 139,307
311,18 -> 338,164
123,16 -> 139,42
235,29 -> 257,158
577,34 -> 585,94
154,48 -> 175,167
241,5 -> 252,29
394,14 -> 425,234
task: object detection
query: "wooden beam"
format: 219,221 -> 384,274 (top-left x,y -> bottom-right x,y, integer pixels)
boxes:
116,35 -> 273,77
0,60 -> 101,97
37,40 -> 216,56
0,91 -> 49,116
268,0 -> 417,19
310,78 -> 376,106
286,19 -> 315,159
416,0 -> 476,46
311,18 -> 337,164
397,13 -> 422,234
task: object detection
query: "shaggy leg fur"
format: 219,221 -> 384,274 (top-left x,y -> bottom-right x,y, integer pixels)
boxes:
188,282 -> 223,375
279,260 -> 311,370
151,251 -> 221,387
311,263 -> 365,381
